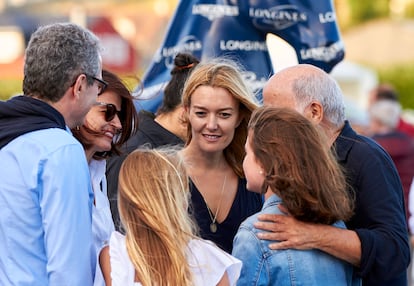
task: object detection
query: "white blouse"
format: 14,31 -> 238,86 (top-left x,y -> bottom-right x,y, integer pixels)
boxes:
90,159 -> 115,286
109,231 -> 242,286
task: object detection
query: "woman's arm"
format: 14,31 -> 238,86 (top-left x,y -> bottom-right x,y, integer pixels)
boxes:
100,246 -> 112,286
216,272 -> 230,286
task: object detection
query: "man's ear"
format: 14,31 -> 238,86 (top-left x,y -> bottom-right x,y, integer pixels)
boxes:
71,74 -> 87,99
305,101 -> 323,124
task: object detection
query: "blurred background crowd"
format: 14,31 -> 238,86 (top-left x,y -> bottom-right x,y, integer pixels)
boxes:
1,0 -> 414,196
1,0 -> 414,123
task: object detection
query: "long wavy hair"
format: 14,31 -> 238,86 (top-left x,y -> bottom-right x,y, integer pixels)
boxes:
182,58 -> 259,177
118,148 -> 197,285
248,106 -> 353,224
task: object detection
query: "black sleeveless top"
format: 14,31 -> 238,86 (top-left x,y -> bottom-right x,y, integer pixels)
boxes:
189,177 -> 263,253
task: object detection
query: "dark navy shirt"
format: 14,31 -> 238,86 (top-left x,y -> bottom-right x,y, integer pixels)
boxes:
335,121 -> 410,286
189,177 -> 263,253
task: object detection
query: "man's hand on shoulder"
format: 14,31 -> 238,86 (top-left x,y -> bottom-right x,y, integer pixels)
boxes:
254,211 -> 320,250
254,205 -> 361,266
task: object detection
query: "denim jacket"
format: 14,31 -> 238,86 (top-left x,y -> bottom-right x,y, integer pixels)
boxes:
232,194 -> 361,286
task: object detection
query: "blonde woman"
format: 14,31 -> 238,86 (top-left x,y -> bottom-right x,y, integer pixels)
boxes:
100,148 -> 242,286
180,58 -> 263,253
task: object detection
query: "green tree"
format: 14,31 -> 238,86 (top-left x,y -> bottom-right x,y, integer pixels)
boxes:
348,0 -> 389,24
378,64 -> 414,109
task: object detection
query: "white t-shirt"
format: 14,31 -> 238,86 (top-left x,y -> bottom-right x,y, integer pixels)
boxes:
109,231 -> 242,286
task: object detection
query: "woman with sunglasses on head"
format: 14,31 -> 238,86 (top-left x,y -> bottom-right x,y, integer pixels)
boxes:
72,69 -> 138,286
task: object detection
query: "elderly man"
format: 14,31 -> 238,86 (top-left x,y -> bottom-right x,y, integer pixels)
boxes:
0,23 -> 104,285
256,64 -> 410,286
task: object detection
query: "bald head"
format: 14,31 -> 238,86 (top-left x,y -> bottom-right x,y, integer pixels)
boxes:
263,64 -> 345,128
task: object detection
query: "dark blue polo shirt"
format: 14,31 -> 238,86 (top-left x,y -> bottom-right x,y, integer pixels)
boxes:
335,121 -> 410,286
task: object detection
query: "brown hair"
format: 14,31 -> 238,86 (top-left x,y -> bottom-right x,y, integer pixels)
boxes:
248,106 -> 353,224
73,69 -> 139,159
371,83 -> 399,102
182,58 -> 259,177
157,52 -> 200,115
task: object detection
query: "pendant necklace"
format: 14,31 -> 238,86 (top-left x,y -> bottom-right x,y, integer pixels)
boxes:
206,174 -> 226,233
194,174 -> 227,234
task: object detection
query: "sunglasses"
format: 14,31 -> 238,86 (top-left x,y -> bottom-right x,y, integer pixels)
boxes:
97,102 -> 121,122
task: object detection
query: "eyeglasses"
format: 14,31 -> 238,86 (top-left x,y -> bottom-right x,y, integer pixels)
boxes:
85,74 -> 108,96
70,73 -> 108,96
97,102 -> 121,122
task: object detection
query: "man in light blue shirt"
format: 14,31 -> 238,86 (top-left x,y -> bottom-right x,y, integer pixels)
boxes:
0,23 -> 106,285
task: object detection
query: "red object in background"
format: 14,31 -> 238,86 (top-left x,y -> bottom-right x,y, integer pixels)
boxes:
0,57 -> 24,79
89,17 -> 139,74
398,118 -> 414,138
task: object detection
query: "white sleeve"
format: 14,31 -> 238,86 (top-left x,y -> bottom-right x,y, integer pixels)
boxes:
187,239 -> 242,286
109,232 -> 137,286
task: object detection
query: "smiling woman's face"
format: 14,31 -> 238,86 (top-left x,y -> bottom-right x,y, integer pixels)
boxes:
186,85 -> 240,154
82,91 -> 122,154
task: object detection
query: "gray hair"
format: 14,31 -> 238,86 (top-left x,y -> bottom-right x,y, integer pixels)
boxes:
23,22 -> 102,102
369,100 -> 401,129
292,71 -> 346,127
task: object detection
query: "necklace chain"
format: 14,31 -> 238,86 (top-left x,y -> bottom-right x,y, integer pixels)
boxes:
207,174 -> 226,224
192,174 -> 227,233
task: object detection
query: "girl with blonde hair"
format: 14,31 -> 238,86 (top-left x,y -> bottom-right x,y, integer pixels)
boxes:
101,148 -> 242,286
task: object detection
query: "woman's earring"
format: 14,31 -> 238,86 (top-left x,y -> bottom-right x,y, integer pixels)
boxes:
75,125 -> 80,131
